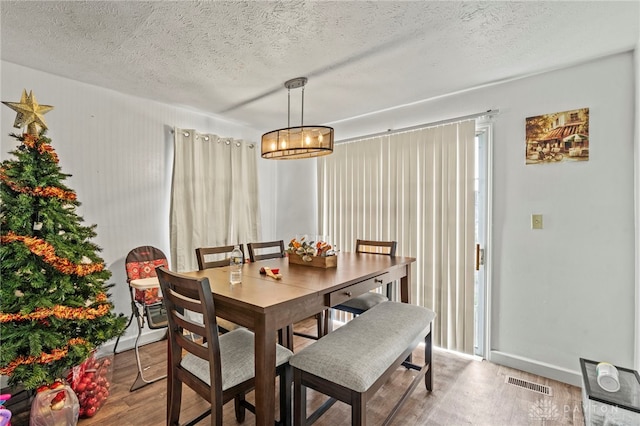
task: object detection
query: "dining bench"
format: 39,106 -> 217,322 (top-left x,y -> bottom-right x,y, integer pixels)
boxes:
289,301 -> 436,426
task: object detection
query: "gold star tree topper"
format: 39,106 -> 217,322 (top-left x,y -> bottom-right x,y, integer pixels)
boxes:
2,89 -> 54,135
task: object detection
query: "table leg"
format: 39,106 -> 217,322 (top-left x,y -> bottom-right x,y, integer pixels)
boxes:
400,265 -> 411,304
255,313 -> 277,426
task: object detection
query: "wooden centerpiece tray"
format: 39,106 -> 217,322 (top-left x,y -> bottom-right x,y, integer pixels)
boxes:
288,254 -> 337,268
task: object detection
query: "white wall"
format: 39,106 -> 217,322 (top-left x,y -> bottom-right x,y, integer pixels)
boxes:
324,52 -> 637,385
275,158 -> 319,241
489,54 -> 635,385
0,61 -> 269,351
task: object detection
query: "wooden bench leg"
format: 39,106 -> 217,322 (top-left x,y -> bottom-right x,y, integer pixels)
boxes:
351,390 -> 366,426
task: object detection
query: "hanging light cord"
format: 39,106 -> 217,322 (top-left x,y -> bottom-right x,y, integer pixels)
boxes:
287,86 -> 291,129
287,85 -> 306,127
301,86 -> 305,127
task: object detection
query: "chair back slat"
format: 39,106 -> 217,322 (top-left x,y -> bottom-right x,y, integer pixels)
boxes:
355,239 -> 397,256
175,333 -> 210,361
247,240 -> 285,262
196,245 -> 245,270
164,289 -> 205,315
168,304 -> 207,339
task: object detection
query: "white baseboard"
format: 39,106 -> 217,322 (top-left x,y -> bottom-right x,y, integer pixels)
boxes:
490,350 -> 582,387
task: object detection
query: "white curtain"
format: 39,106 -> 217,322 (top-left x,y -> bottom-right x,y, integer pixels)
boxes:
318,120 -> 476,353
170,128 -> 260,272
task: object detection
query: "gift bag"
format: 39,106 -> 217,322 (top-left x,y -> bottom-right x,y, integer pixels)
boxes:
29,382 -> 79,426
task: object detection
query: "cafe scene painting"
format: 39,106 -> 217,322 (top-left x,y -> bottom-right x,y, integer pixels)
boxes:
525,107 -> 589,165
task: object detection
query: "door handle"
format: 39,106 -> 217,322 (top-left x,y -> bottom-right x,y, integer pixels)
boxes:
476,244 -> 485,270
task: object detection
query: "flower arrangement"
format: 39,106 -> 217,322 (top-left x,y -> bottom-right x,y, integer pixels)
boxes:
287,237 -> 334,262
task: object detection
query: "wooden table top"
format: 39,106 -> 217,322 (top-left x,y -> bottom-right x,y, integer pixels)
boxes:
184,252 -> 415,311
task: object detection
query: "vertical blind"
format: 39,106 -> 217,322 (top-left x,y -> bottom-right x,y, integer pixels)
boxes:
318,120 -> 476,353
170,128 -> 260,272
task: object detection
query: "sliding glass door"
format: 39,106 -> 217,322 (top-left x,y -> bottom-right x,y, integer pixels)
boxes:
474,123 -> 492,358
318,120 -> 479,354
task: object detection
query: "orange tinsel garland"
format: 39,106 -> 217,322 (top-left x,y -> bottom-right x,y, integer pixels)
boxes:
0,337 -> 88,376
22,134 -> 60,163
0,167 -> 76,201
0,300 -> 111,323
0,232 -> 104,276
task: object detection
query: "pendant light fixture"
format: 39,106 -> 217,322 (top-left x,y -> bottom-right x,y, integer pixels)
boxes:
261,77 -> 334,159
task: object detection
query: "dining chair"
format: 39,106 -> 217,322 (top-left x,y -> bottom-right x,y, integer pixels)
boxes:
195,244 -> 245,269
248,240 -> 326,343
327,239 -> 397,333
156,266 -> 293,426
247,240 -> 286,262
195,245 -> 246,334
112,245 -> 169,391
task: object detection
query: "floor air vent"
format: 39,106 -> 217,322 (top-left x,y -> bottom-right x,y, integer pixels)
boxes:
505,376 -> 552,396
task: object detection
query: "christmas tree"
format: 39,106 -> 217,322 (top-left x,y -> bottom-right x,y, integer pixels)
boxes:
0,90 -> 126,390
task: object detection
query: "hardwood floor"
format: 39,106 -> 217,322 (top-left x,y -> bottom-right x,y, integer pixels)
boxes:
9,318 -> 585,425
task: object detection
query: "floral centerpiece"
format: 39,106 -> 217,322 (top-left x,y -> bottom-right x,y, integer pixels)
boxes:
287,237 -> 337,268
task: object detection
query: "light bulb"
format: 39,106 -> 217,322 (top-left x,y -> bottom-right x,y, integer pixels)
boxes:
271,142 -> 276,151
318,133 -> 324,143
281,140 -> 287,149
305,135 -> 311,145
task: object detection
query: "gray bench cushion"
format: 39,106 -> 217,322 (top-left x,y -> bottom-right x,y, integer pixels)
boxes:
336,292 -> 388,311
289,301 -> 435,392
181,327 -> 293,391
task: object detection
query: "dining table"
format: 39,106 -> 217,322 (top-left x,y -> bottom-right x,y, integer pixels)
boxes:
182,251 -> 416,426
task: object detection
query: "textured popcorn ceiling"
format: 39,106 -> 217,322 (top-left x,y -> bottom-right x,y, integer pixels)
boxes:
1,1 -> 638,132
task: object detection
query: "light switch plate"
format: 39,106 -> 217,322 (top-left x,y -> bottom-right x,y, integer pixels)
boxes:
532,214 -> 543,229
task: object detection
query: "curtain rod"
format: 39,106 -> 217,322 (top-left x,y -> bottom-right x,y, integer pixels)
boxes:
170,128 -> 255,148
335,109 -> 500,144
